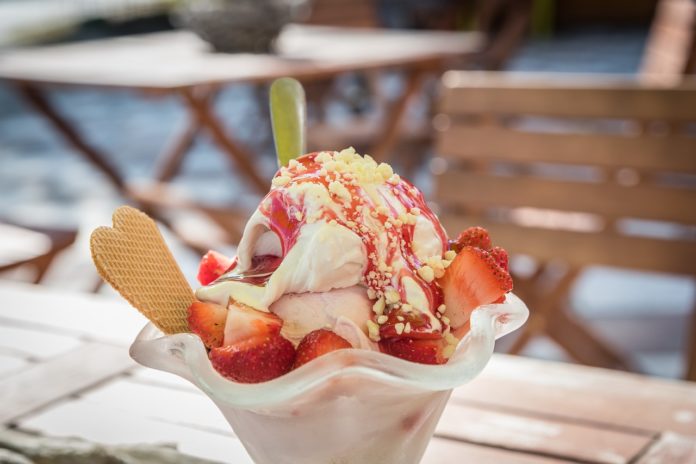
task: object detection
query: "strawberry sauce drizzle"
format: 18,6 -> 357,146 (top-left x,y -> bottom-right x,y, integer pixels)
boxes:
257,152 -> 449,336
217,255 -> 282,285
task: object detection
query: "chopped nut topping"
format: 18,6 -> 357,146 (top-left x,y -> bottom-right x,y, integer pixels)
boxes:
417,265 -> 435,283
385,288 -> 400,305
372,297 -> 386,316
272,175 -> 291,187
366,320 -> 381,341
315,151 -> 332,163
377,162 -> 394,180
328,180 -> 351,202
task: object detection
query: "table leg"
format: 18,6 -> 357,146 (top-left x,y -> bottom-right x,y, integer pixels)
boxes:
153,87 -> 219,182
180,87 -> 268,195
368,68 -> 429,162
16,83 -> 125,191
153,117 -> 201,182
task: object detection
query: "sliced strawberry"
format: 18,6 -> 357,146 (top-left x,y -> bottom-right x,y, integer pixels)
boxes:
438,246 -> 513,329
379,337 -> 447,365
452,226 -> 492,252
489,246 -> 509,272
210,333 -> 295,383
197,250 -> 234,286
294,329 -> 352,368
224,303 -> 283,346
187,301 -> 227,349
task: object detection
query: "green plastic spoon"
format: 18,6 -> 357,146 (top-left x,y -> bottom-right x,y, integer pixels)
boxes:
270,77 -> 306,168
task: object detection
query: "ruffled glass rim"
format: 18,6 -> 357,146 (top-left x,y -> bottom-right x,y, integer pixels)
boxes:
130,293 -> 528,409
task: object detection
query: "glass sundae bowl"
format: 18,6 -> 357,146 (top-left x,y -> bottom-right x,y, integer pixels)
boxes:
130,294 -> 528,464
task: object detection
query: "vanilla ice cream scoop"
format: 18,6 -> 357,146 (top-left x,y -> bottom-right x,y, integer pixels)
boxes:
196,148 -> 450,346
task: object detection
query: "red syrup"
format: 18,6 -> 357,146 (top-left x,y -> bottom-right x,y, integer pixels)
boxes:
251,152 -> 450,337
217,255 -> 282,286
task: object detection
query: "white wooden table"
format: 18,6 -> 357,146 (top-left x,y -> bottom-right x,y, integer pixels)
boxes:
1,281 -> 695,463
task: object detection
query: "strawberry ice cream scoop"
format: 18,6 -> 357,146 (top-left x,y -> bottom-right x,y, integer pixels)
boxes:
191,148 -> 514,381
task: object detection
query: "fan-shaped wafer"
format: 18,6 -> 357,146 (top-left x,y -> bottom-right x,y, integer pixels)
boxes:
90,206 -> 193,334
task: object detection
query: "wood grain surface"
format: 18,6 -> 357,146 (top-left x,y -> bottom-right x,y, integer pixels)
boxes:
1,282 -> 695,463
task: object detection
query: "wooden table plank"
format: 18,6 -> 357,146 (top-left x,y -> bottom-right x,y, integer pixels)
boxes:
0,324 -> 83,359
0,26 -> 481,89
2,282 -> 696,463
80,378 -> 230,434
453,354 -> 696,437
436,403 -> 652,464
18,399 -> 251,463
636,433 -> 696,464
0,281 -> 146,346
0,341 -> 135,423
128,366 -> 200,392
0,353 -> 29,377
424,437 -> 573,463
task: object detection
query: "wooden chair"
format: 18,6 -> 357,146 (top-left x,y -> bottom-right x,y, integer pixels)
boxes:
640,0 -> 696,82
0,221 -> 77,283
432,71 -> 696,380
304,0 -> 533,171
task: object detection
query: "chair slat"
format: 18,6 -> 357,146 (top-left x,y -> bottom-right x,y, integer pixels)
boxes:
440,72 -> 696,120
437,125 -> 696,172
442,215 -> 696,275
436,171 -> 696,224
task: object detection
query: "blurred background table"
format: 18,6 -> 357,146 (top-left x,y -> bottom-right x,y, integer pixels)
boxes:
1,281 -> 695,463
0,25 -> 480,250
0,25 -> 481,192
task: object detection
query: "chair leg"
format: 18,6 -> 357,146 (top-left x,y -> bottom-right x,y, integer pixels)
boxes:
685,287 -> 696,381
32,253 -> 56,284
546,308 -> 633,371
507,323 -> 536,355
506,266 -> 578,355
504,267 -> 544,354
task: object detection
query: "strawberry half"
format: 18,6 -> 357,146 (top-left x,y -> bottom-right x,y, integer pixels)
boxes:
379,338 -> 447,365
224,303 -> 283,346
210,333 -> 295,383
197,250 -> 234,286
452,226 -> 492,252
438,246 -> 513,329
187,301 -> 227,349
294,329 -> 352,368
488,246 -> 509,272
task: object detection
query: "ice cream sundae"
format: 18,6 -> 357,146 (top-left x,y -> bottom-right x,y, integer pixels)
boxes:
188,147 -> 513,383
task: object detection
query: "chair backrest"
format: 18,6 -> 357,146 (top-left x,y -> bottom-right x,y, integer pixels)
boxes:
640,0 -> 696,81
433,71 -> 696,275
302,0 -> 379,28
